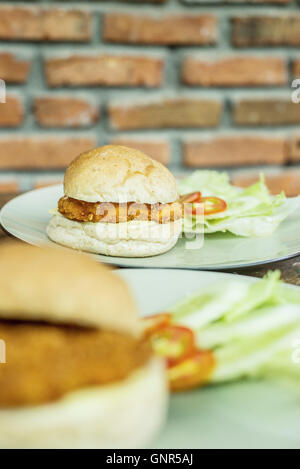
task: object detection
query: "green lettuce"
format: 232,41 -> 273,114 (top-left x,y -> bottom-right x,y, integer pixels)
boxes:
170,272 -> 300,384
179,171 -> 300,237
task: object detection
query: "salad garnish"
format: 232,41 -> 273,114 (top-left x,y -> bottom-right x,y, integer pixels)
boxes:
144,272 -> 300,392
179,171 -> 300,237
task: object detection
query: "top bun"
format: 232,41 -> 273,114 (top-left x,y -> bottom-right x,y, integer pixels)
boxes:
64,145 -> 179,204
0,242 -> 138,335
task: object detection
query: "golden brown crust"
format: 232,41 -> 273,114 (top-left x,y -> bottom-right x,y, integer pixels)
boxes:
63,145 -> 179,204
0,320 -> 151,407
58,196 -> 183,224
0,242 -> 138,335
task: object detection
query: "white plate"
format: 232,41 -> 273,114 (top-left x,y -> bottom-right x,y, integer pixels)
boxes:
118,268 -> 300,449
1,185 -> 300,270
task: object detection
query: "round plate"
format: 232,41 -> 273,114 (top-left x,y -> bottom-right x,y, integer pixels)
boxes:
1,185 -> 300,270
118,268 -> 300,449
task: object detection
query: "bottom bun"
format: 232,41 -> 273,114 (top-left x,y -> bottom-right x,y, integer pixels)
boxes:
47,213 -> 182,257
0,358 -> 168,449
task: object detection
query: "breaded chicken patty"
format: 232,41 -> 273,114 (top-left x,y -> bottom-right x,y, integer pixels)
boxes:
0,320 -> 151,407
58,196 -> 183,224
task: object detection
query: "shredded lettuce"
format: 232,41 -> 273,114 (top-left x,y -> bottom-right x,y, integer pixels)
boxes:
179,171 -> 300,237
170,272 -> 300,384
212,324 -> 297,383
225,271 -> 282,322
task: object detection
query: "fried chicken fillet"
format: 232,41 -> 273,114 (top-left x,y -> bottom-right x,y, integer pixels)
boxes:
58,196 -> 183,224
0,321 -> 151,407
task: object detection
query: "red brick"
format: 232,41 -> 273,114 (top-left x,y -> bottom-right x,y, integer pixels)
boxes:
183,136 -> 286,167
109,98 -> 222,130
0,7 -> 91,42
103,13 -> 217,45
293,60 -> 300,78
232,16 -> 300,47
232,171 -> 300,197
233,99 -> 300,126
288,136 -> 300,162
0,137 -> 96,169
45,55 -> 163,87
0,53 -> 31,83
0,96 -> 23,127
0,180 -> 20,194
182,56 -> 287,87
110,138 -> 170,165
34,97 -> 100,128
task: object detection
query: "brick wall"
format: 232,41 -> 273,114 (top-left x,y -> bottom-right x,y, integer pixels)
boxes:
0,0 -> 300,195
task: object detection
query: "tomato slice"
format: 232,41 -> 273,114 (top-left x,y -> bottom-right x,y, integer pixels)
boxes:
143,313 -> 173,337
180,192 -> 227,217
184,203 -> 205,217
200,196 -> 227,216
179,192 -> 202,203
168,349 -> 215,392
150,325 -> 196,367
181,192 -> 204,217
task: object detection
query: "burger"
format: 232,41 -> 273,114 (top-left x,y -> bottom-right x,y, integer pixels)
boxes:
0,242 -> 168,449
47,145 -> 182,257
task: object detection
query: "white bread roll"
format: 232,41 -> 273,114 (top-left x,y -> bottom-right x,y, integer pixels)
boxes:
0,242 -> 138,335
64,145 -> 179,204
47,145 -> 182,257
47,213 -> 182,258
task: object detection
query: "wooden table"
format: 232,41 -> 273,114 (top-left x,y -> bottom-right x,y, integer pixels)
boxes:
1,193 -> 300,286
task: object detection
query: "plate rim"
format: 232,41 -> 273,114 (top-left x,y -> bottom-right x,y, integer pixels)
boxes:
1,185 -> 300,271
117,266 -> 300,288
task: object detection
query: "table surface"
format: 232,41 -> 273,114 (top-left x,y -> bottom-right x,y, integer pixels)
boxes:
1,193 -> 300,286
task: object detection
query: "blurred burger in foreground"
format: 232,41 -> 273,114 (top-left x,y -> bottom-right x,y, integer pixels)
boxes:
47,145 -> 182,257
0,242 -> 168,449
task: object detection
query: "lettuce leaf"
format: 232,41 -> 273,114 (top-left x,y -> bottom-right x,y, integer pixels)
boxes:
179,171 -> 300,237
170,272 -> 300,384
179,170 -> 238,200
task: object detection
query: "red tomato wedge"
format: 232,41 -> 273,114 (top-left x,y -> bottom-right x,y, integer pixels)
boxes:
200,196 -> 227,216
179,192 -> 202,203
168,349 -> 216,392
143,313 -> 172,337
150,325 -> 196,367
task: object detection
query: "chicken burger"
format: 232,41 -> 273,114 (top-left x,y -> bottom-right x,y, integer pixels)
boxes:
47,145 -> 182,257
0,242 -> 167,449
